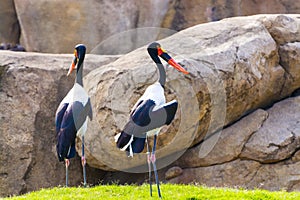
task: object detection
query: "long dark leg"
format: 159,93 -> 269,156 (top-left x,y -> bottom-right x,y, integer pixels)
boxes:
151,135 -> 162,198
65,159 -> 70,187
82,136 -> 87,187
146,136 -> 152,196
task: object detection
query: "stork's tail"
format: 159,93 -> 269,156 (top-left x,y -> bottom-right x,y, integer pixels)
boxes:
115,132 -> 146,157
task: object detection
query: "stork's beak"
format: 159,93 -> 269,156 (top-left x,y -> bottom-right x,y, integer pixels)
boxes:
158,47 -> 189,75
67,50 -> 78,76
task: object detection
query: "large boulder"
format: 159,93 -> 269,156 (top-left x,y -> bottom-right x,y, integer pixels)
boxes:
0,0 -> 20,44
161,0 -> 300,30
167,96 -> 300,191
80,15 -> 300,174
0,50 -> 119,197
13,0 -> 170,54
8,0 -> 300,53
1,14 -> 300,197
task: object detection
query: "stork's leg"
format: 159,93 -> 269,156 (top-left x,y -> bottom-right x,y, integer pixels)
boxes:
151,135 -> 162,198
65,159 -> 70,187
82,135 -> 87,187
146,136 -> 152,197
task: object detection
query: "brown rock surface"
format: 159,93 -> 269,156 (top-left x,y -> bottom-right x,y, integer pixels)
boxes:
162,0 -> 300,30
1,0 -> 300,53
1,14 -> 300,197
0,51 -> 119,197
14,0 -> 140,53
173,109 -> 268,168
13,0 -> 171,54
167,96 -> 300,191
240,97 -> 300,163
82,15 -> 300,172
0,0 -> 20,44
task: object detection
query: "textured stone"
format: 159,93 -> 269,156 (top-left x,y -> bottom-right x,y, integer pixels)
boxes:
240,97 -> 300,163
0,51 -> 119,197
167,96 -> 300,191
279,42 -> 300,96
13,0 -> 171,54
14,0 -> 140,53
1,14 -> 300,197
168,159 -> 262,187
0,0 -> 20,44
173,109 -> 268,168
165,166 -> 183,180
82,15 -> 300,172
161,0 -> 300,31
168,159 -> 300,192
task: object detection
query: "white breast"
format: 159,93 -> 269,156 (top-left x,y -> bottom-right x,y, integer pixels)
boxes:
60,83 -> 89,105
139,82 -> 165,107
59,83 -> 89,137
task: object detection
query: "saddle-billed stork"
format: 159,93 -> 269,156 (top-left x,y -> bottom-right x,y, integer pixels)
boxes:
115,42 -> 188,198
55,44 -> 93,187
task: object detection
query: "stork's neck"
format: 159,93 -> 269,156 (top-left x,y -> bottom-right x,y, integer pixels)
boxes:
149,53 -> 166,87
156,62 -> 166,87
76,63 -> 83,86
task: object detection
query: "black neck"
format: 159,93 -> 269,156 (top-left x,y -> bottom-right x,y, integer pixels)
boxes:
157,62 -> 166,86
76,60 -> 83,86
149,52 -> 166,87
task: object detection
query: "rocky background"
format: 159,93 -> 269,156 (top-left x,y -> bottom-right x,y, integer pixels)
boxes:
1,0 -> 300,53
1,0 -> 300,198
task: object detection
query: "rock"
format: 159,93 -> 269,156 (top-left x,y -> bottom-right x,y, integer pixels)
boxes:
173,109 -> 268,168
165,166 -> 183,180
250,162 -> 300,191
2,0 -> 300,54
279,42 -> 300,96
261,15 -> 300,45
0,0 -> 20,44
161,0 -> 300,31
167,96 -> 300,191
240,97 -> 300,163
168,158 -> 300,192
2,14 -> 300,196
13,0 -> 171,54
82,15 -> 300,172
168,159 -> 262,187
14,0 -> 139,53
161,0 -> 210,31
0,50 -> 119,197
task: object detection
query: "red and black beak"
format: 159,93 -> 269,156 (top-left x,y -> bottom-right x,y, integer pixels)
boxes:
67,50 -> 78,76
157,47 -> 189,75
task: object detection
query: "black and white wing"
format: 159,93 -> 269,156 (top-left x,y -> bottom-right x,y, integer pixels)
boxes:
115,99 -> 178,154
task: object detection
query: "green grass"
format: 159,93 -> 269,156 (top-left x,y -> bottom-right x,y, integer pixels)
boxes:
2,184 -> 300,200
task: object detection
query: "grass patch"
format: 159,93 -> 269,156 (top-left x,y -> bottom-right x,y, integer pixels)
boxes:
2,184 -> 300,200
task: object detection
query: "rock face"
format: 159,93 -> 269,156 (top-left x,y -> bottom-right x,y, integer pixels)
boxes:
81,14 -> 300,174
167,96 -> 300,191
1,0 -> 300,53
0,0 -> 20,44
162,0 -> 300,30
0,51 -> 119,197
1,14 -> 300,197
13,0 -> 170,53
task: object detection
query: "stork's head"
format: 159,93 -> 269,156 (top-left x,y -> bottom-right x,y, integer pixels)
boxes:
147,42 -> 189,74
67,44 -> 86,76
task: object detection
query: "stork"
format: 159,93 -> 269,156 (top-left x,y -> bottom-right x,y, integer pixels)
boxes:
115,42 -> 188,198
55,44 -> 92,187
